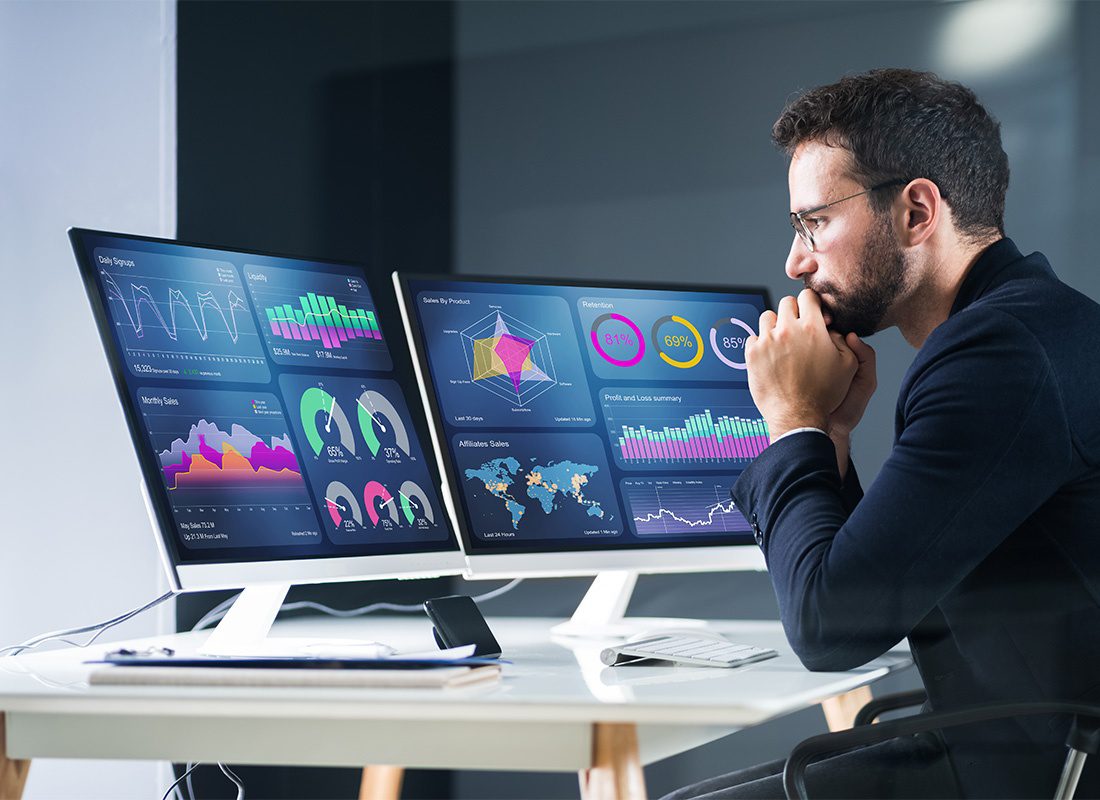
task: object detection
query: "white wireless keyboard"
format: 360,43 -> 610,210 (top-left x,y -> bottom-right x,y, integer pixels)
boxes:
601,633 -> 778,668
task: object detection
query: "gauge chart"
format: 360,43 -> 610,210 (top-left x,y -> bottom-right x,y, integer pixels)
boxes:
651,315 -> 704,369
300,386 -> 357,458
589,312 -> 646,368
364,480 -> 400,529
398,480 -> 436,527
324,480 -> 364,530
576,294 -> 764,382
356,389 -> 411,459
709,316 -> 755,370
278,373 -> 450,544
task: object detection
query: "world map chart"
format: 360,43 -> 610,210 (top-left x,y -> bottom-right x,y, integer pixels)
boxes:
464,457 -> 607,531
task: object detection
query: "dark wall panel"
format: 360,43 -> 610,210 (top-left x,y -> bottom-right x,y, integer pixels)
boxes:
176,2 -> 455,798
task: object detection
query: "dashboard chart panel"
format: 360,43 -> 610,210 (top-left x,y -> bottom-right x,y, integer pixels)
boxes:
403,276 -> 768,555
453,433 -> 621,541
137,387 -> 321,550
245,264 -> 392,372
620,476 -> 750,537
73,229 -> 460,569
602,387 -> 769,470
577,295 -> 761,382
412,290 -> 596,428
95,247 -> 269,383
279,373 -> 449,544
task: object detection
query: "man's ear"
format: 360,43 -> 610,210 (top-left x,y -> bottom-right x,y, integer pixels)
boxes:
896,178 -> 941,247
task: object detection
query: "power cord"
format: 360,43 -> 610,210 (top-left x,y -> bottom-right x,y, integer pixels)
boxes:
0,579 -> 524,654
218,763 -> 245,800
0,591 -> 176,657
163,762 -> 243,800
191,579 -> 524,631
161,762 -> 200,800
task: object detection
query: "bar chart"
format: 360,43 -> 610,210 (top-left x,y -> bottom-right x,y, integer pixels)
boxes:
601,387 -> 768,470
264,292 -> 382,349
245,264 -> 392,371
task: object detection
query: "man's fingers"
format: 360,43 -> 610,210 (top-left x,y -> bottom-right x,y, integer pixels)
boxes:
846,332 -> 877,366
776,295 -> 799,325
758,310 -> 777,335
797,289 -> 825,326
829,330 -> 850,353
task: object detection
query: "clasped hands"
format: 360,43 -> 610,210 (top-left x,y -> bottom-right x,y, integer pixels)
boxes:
745,289 -> 877,462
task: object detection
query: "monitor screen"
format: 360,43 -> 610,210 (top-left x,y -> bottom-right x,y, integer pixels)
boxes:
70,229 -> 460,578
399,275 -> 771,557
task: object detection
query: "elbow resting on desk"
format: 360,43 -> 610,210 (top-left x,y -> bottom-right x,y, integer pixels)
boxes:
782,592 -> 900,673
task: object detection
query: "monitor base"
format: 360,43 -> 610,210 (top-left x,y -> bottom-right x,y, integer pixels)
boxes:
198,584 -> 389,657
549,571 -> 708,639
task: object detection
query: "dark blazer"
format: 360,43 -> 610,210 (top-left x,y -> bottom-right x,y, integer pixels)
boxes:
732,238 -> 1100,798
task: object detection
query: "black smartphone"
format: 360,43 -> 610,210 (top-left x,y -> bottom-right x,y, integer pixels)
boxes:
423,595 -> 502,658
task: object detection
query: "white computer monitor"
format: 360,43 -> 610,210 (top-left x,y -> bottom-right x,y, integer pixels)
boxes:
70,229 -> 466,654
395,272 -> 770,636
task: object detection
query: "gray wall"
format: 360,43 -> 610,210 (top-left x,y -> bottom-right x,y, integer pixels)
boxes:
453,0 -> 1092,795
0,1 -> 175,797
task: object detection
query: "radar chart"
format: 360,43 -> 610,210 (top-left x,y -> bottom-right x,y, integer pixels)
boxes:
413,290 -> 596,428
461,311 -> 558,406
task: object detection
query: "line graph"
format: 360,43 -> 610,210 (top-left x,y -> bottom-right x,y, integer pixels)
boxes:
95,248 -> 269,383
621,476 -> 751,536
102,271 -> 250,344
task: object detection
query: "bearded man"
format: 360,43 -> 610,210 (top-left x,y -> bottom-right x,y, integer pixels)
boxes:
665,68 -> 1100,800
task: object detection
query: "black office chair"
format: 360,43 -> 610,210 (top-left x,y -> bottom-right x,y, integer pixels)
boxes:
782,691 -> 1100,800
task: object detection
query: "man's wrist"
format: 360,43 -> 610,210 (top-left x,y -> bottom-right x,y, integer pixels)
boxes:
767,412 -> 830,443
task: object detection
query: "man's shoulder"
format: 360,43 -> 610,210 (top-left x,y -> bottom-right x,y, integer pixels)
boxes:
918,267 -> 1100,370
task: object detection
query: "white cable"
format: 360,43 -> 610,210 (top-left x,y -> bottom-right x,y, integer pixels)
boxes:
161,762 -> 200,800
0,591 -> 176,657
0,575 -> 522,657
218,763 -> 245,800
192,579 -> 524,632
186,761 -> 196,800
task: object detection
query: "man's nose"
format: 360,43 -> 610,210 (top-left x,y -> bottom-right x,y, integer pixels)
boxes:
785,235 -> 817,281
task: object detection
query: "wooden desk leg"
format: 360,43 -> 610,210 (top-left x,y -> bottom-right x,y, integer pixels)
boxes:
579,722 -> 647,800
0,713 -> 30,800
821,686 -> 873,732
358,765 -> 404,800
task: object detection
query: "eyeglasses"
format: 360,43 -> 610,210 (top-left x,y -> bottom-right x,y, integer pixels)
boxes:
789,179 -> 906,253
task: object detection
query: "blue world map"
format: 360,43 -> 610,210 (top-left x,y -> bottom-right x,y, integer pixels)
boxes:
464,457 -> 607,531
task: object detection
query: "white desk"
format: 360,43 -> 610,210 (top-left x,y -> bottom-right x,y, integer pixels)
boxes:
0,617 -> 910,800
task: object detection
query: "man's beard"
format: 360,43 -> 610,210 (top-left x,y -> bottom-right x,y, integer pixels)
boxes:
806,215 -> 906,337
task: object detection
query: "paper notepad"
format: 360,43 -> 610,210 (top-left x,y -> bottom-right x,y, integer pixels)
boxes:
89,663 -> 501,689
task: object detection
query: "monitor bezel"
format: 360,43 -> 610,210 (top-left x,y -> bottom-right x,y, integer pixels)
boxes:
69,227 -> 466,592
394,271 -> 772,577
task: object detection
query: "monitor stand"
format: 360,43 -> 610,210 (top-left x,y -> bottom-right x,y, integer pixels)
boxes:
198,584 -> 389,657
549,571 -> 708,639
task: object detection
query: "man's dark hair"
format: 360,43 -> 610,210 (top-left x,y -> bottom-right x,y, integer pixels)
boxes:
773,68 -> 1009,240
